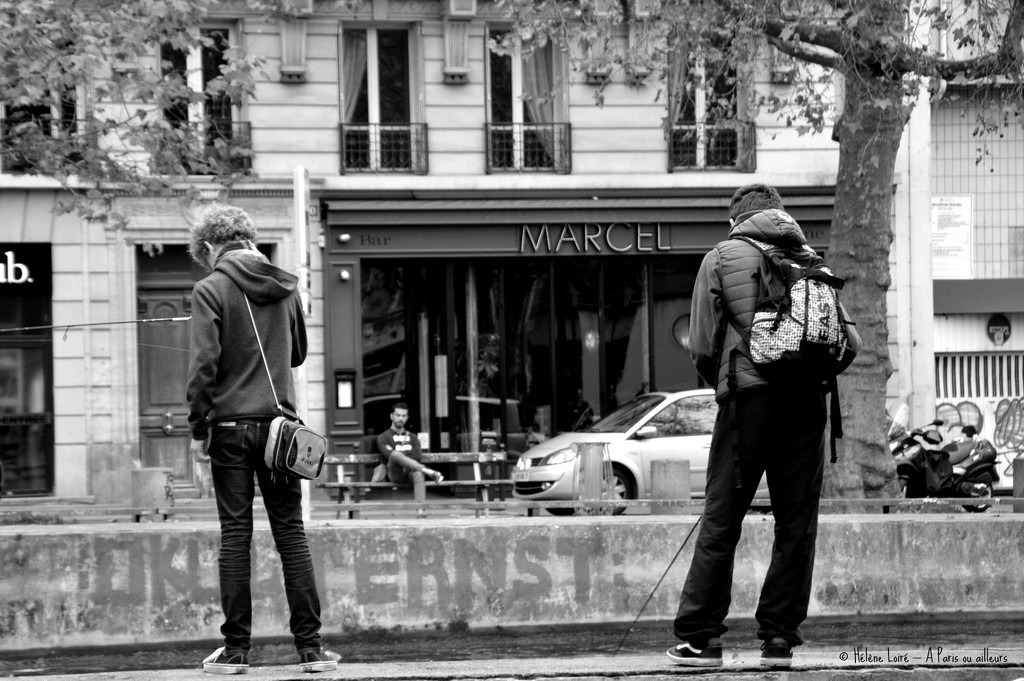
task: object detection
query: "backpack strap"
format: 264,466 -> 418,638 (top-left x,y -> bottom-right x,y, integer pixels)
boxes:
828,376 -> 841,463
727,348 -> 744,489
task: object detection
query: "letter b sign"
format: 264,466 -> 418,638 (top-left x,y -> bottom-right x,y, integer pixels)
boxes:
0,251 -> 32,284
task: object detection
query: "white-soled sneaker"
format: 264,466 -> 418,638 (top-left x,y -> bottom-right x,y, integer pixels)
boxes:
203,647 -> 248,674
666,638 -> 723,667
298,649 -> 340,673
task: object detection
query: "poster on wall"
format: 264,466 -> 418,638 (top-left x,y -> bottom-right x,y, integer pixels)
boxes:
931,195 -> 974,279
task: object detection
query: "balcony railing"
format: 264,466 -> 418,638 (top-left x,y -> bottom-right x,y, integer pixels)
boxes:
339,123 -> 428,174
485,123 -> 571,174
669,121 -> 756,172
154,119 -> 252,176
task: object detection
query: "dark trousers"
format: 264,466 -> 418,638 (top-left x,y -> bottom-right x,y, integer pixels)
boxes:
673,385 -> 826,647
209,420 -> 324,655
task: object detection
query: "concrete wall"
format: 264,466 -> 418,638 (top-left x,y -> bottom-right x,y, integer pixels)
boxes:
2,514 -> 1023,652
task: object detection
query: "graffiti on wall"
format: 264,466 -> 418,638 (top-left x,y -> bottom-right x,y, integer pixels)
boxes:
346,534 -> 631,616
936,398 -> 1024,449
994,398 -> 1024,449
1,529 -> 647,642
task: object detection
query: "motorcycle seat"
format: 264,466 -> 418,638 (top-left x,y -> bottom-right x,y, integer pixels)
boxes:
942,440 -> 974,465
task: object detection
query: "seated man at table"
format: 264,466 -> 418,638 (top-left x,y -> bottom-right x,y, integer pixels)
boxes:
377,402 -> 444,518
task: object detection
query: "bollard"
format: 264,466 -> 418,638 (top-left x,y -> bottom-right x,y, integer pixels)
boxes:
130,467 -> 174,521
1014,458 -> 1024,513
574,442 -> 613,515
650,459 -> 691,515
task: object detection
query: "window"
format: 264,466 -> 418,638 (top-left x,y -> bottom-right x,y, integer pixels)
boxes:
668,44 -> 754,171
486,29 -> 570,173
1,92 -> 77,174
158,27 -> 250,175
0,243 -> 54,496
340,26 -> 427,173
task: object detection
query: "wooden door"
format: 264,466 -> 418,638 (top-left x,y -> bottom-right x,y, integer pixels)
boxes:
137,289 -> 206,497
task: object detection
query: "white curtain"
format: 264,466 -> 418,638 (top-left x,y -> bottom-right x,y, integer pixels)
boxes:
667,40 -> 689,128
521,41 -> 555,156
341,30 -> 367,124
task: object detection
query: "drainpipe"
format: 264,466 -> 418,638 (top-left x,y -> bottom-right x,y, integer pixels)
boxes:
905,0 -> 941,427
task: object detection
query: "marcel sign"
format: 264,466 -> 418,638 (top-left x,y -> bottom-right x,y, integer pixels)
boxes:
520,223 -> 671,254
0,243 -> 50,295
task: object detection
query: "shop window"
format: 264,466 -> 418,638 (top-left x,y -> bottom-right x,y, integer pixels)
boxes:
668,41 -> 755,172
486,29 -> 571,174
340,26 -> 428,174
0,244 -> 54,496
1,92 -> 77,174
158,27 -> 251,175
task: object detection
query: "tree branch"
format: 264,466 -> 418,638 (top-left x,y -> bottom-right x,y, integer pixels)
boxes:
767,35 -> 841,69
871,0 -> 1024,80
928,0 -> 1024,80
761,16 -> 850,56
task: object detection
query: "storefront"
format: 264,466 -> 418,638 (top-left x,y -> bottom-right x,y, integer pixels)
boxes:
322,188 -> 834,460
0,243 -> 54,495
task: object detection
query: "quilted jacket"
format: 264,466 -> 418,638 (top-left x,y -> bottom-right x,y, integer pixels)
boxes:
689,208 -> 813,402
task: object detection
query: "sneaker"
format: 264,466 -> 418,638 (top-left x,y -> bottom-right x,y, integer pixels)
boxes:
422,467 -> 444,484
666,638 -> 723,666
298,649 -> 340,673
761,637 -> 793,668
203,647 -> 248,675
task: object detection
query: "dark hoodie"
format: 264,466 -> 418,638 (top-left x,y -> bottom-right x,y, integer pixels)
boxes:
186,241 -> 307,441
689,208 -> 811,402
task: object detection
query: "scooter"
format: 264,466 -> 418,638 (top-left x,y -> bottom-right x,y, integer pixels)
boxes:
940,424 -> 1000,512
887,407 -> 1000,512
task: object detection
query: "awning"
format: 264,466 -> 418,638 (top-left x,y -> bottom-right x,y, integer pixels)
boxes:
323,187 -> 837,254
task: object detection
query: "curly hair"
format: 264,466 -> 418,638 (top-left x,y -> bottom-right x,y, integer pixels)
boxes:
188,204 -> 257,263
728,184 -> 784,221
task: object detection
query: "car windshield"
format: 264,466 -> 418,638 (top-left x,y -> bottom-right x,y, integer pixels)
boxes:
586,395 -> 666,433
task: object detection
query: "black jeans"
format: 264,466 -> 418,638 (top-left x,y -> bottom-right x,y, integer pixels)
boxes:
673,385 -> 826,647
209,420 -> 324,655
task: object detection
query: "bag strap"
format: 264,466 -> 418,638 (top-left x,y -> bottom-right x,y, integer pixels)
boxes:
243,294 -> 285,417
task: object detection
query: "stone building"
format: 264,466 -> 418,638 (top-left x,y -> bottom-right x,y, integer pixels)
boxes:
1,0 -> 1018,502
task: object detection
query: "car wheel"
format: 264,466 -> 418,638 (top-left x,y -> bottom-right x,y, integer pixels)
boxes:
963,472 -> 993,513
611,465 -> 636,516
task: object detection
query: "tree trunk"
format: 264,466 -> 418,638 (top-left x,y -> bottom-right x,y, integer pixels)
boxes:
821,68 -> 907,501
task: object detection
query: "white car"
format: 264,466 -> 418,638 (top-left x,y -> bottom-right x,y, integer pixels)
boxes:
512,389 -> 767,514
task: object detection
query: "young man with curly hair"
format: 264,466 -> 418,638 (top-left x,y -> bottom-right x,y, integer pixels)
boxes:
185,204 -> 338,674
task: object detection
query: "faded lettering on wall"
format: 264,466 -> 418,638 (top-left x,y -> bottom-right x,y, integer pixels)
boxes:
0,529 -> 639,643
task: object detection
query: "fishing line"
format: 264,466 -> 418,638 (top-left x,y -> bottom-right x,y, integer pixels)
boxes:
0,317 -> 191,341
614,512 -> 703,654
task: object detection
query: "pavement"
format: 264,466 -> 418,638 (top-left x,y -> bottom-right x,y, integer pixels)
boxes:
4,618 -> 1024,680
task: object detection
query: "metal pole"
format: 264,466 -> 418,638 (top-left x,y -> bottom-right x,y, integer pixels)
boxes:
294,166 -> 313,523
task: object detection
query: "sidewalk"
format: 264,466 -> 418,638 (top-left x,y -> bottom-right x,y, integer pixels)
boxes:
6,651 -> 1024,681
4,619 -> 1024,680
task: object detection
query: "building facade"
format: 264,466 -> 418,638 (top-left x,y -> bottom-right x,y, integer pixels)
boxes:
8,0 -> 1009,501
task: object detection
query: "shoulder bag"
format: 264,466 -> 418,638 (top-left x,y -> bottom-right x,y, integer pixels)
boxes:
244,295 -> 327,480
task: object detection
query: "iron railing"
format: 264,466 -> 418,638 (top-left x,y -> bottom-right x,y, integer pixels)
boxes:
485,122 -> 571,174
669,120 -> 756,172
339,123 -> 428,174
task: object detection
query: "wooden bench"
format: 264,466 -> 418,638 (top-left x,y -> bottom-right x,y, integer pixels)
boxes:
317,447 -> 511,519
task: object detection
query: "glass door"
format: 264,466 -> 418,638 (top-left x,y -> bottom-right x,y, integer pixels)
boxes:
357,257 -> 702,462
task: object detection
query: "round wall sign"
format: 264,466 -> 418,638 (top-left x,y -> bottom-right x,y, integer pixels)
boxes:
987,314 -> 1011,346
